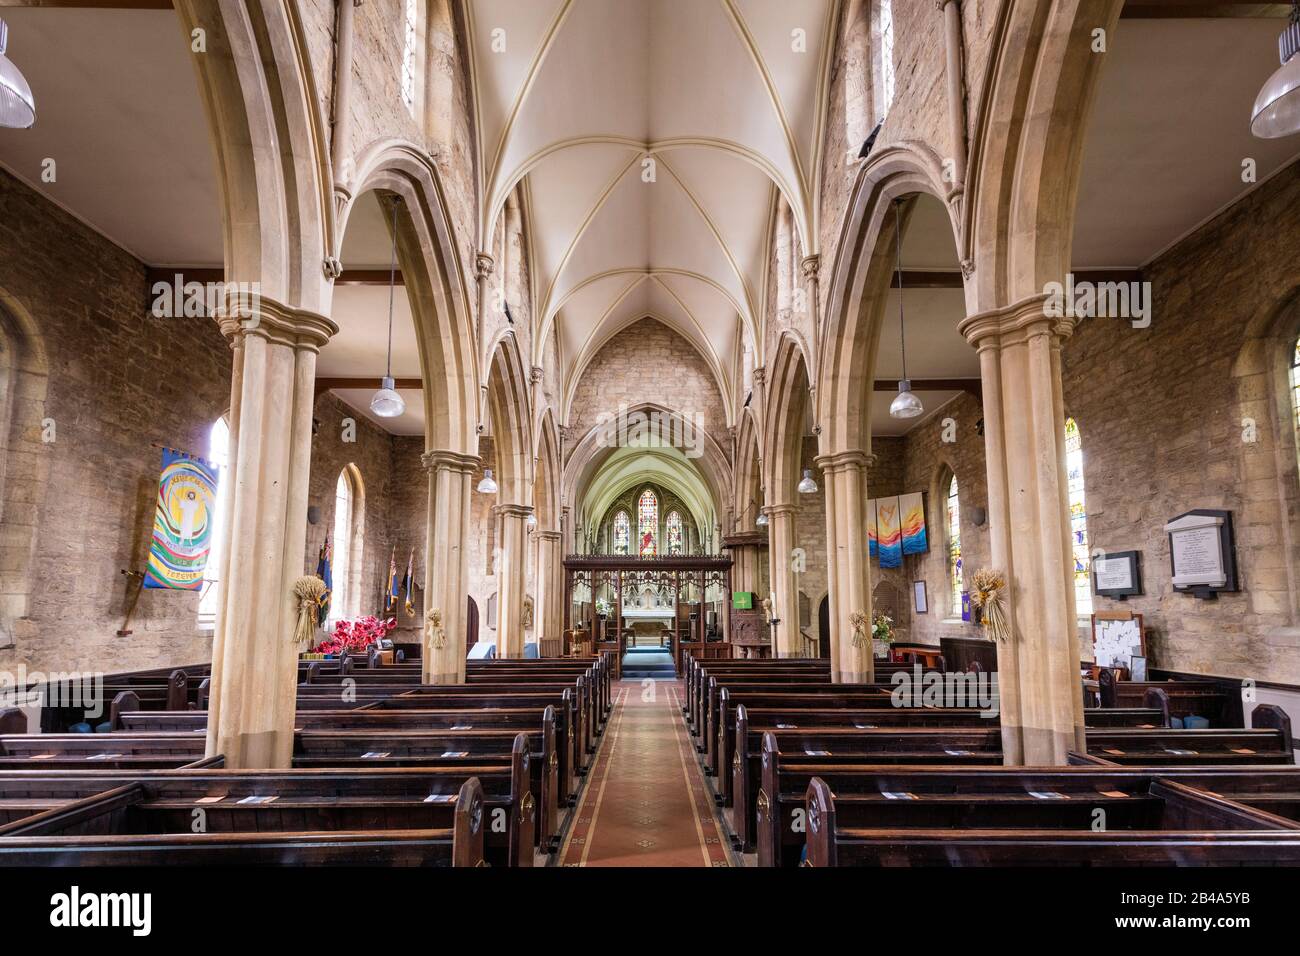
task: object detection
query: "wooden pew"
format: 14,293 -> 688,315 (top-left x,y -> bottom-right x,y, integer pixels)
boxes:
802,776 -> 1300,866
1086,706 -> 1293,765
0,776 -> 487,867
1098,669 -> 1230,725
0,732 -> 208,770
729,727 -> 1004,851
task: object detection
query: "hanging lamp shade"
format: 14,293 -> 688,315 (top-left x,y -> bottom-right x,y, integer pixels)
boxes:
1252,8 -> 1300,139
370,196 -> 407,418
0,20 -> 36,129
476,468 -> 499,494
369,375 -> 405,418
888,199 -> 923,420
755,511 -> 769,527
797,469 -> 819,494
889,379 -> 924,419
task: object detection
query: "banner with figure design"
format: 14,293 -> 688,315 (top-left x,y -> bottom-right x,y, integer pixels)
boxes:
144,448 -> 220,590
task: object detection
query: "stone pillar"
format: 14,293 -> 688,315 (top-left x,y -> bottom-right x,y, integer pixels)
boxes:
474,252 -> 494,419
959,295 -> 1085,764
495,503 -> 531,658
817,451 -> 875,683
422,450 -> 478,683
765,504 -> 801,658
534,529 -> 563,654
205,297 -> 337,769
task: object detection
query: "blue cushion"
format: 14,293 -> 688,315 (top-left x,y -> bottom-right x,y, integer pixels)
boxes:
69,721 -> 92,734
524,642 -> 539,659
94,721 -> 113,734
1170,716 -> 1184,729
1183,715 -> 1209,729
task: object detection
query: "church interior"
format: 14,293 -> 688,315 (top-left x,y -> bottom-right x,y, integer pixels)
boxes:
1,0 -> 1300,900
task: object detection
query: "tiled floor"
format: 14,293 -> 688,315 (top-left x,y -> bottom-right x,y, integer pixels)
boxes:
558,680 -> 730,867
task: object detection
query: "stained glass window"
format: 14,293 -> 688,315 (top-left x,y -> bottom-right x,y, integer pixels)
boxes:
1065,417 -> 1092,616
612,511 -> 630,555
946,473 -> 962,616
332,469 -> 356,621
401,0 -> 418,112
197,417 -> 229,628
667,511 -> 683,555
638,489 -> 658,556
1290,339 -> 1300,443
879,0 -> 895,115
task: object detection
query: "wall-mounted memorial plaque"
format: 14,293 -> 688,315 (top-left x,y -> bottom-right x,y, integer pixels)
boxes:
1164,509 -> 1237,599
1092,550 -> 1142,600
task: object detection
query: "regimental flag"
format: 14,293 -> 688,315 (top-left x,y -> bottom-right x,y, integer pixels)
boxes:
385,547 -> 399,614
316,533 -> 333,627
144,448 -> 220,590
402,548 -> 415,616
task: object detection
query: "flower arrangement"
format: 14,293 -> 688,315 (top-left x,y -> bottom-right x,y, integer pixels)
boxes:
969,568 -> 1010,642
424,608 -> 445,649
314,615 -> 397,655
595,599 -> 612,617
870,611 -> 895,644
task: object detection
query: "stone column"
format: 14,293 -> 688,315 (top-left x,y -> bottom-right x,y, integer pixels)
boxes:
206,296 -> 337,769
959,295 -> 1085,764
533,529 -> 563,654
474,252 -> 494,420
421,449 -> 478,683
816,451 -> 876,683
765,504 -> 801,658
495,503 -> 531,658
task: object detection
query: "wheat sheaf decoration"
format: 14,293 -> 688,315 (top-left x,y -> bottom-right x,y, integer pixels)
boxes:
969,568 -> 1011,643
292,576 -> 328,645
425,607 -> 446,649
848,610 -> 870,649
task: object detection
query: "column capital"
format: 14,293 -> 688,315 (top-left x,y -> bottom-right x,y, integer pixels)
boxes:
814,450 -> 876,474
752,365 -> 766,386
958,293 -> 1073,350
534,529 -> 562,542
763,503 -> 796,518
216,294 -> 337,352
474,251 -> 495,279
421,449 -> 481,475
800,254 -> 820,281
494,502 -> 534,519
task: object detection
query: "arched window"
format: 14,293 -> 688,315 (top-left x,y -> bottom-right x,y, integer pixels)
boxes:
877,0 -> 895,118
637,489 -> 658,556
945,472 -> 963,617
666,511 -> 684,555
1289,337 -> 1300,455
332,466 -> 364,621
401,0 -> 421,114
1065,417 -> 1092,616
612,511 -> 631,555
197,417 -> 229,628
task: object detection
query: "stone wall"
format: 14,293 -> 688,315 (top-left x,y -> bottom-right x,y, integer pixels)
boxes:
566,317 -> 729,450
1061,160 -> 1300,683
0,169 -> 231,674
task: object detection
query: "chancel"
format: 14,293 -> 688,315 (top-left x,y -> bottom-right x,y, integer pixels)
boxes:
0,0 -> 1298,896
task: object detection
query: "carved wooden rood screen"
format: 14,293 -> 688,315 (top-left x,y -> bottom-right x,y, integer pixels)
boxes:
562,554 -> 732,674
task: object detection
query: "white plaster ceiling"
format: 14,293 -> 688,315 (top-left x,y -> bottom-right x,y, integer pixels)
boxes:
0,9 -> 221,265
467,0 -> 838,408
1073,17 -> 1300,268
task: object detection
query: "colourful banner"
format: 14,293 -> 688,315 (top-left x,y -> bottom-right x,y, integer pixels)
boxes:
144,448 -> 220,590
866,499 -> 878,558
900,492 -> 928,555
876,496 -> 902,569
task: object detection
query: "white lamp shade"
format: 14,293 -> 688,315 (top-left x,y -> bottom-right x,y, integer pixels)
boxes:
889,380 -> 925,419
1252,53 -> 1300,138
0,21 -> 36,129
476,468 -> 499,494
796,469 -> 819,494
369,376 -> 406,418
755,512 -> 769,527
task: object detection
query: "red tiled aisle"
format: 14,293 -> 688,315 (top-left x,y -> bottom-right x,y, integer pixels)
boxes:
558,680 -> 730,867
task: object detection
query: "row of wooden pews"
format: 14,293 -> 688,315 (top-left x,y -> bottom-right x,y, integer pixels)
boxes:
684,654 -> 1300,865
0,654 -> 614,866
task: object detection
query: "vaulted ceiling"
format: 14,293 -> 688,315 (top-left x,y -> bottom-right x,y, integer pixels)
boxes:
465,0 -> 837,406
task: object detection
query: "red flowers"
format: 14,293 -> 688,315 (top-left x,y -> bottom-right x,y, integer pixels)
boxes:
313,615 -> 396,655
